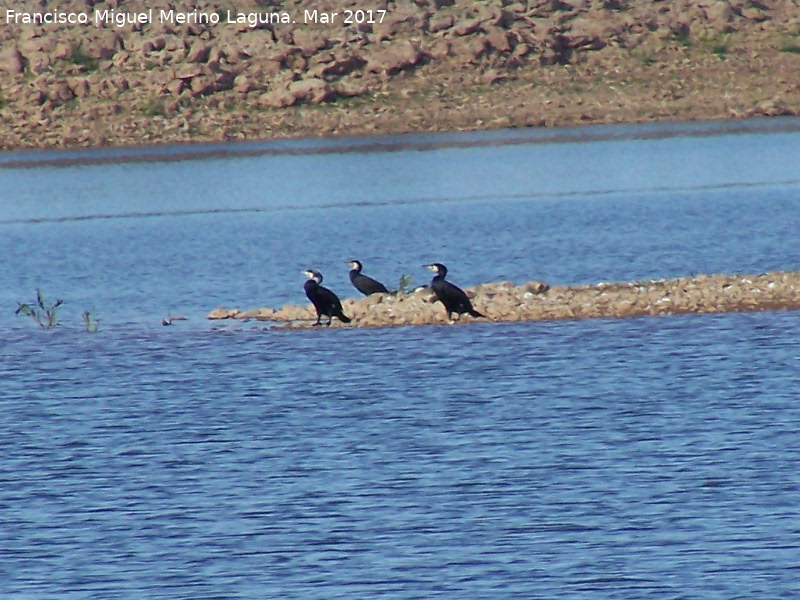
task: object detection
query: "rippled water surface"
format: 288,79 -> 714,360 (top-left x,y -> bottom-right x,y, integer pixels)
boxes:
2,120 -> 800,599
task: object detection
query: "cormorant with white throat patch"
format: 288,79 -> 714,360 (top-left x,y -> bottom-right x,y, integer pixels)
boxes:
347,259 -> 389,296
303,269 -> 352,326
425,262 -> 485,321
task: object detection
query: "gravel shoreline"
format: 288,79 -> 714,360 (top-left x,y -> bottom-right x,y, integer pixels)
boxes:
208,270 -> 800,329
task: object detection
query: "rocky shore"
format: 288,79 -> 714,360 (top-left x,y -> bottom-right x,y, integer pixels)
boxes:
2,0 -> 800,151
207,270 -> 800,329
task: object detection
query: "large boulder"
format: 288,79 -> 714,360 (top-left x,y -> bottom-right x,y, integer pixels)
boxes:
288,78 -> 334,103
292,30 -> 328,57
366,41 -> 422,75
484,27 -> 512,53
316,53 -> 366,78
84,31 -> 121,60
0,47 -> 26,74
702,1 -> 735,27
260,88 -> 297,109
49,82 -> 75,103
185,42 -> 212,63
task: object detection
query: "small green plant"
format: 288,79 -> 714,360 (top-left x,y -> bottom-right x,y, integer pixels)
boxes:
604,0 -> 630,11
778,36 -> 800,54
82,310 -> 100,333
143,97 -> 167,117
215,5 -> 237,21
672,28 -> 692,48
701,32 -> 731,59
15,289 -> 64,328
396,273 -> 414,294
70,44 -> 99,72
711,44 -> 728,58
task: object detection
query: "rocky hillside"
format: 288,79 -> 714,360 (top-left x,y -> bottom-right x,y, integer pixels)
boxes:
1,0 -> 799,150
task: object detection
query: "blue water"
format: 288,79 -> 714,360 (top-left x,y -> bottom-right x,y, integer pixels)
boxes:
2,120 -> 800,598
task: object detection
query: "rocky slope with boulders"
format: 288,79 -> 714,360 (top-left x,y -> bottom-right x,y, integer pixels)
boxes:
1,0 -> 800,150
207,270 -> 800,329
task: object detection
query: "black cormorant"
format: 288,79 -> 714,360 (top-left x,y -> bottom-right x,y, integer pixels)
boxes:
303,270 -> 352,326
425,263 -> 485,321
347,260 -> 389,296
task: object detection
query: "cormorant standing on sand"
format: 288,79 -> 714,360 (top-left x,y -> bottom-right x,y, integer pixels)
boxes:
425,263 -> 485,321
347,259 -> 389,296
303,270 -> 352,326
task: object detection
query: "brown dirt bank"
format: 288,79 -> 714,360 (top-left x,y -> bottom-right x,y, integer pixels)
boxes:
208,270 -> 800,329
2,1 -> 800,151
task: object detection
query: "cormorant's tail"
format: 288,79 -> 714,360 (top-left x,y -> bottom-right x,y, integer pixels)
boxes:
338,312 -> 352,323
469,308 -> 485,318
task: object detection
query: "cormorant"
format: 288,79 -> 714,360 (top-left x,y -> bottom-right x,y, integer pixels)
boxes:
347,259 -> 389,296
425,263 -> 485,321
303,270 -> 352,326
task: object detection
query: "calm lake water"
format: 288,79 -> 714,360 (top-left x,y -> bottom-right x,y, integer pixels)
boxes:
2,119 -> 800,598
